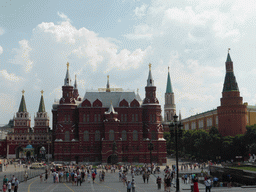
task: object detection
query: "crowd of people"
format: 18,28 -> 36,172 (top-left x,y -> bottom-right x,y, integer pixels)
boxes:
2,175 -> 19,192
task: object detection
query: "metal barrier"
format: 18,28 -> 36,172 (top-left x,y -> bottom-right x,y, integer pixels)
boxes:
7,169 -> 44,183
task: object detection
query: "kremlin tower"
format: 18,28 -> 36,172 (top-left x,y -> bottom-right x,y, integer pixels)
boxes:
217,51 -> 247,136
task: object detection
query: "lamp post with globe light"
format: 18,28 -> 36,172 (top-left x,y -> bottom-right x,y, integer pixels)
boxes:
169,114 -> 183,192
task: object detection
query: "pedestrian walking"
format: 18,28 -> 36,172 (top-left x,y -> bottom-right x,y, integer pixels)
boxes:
126,180 -> 132,192
77,174 -> 82,186
146,172 -> 150,184
204,177 -> 212,192
3,175 -> 8,185
7,181 -> 11,192
24,172 -> 28,182
45,170 -> 48,183
2,184 -> 7,192
92,171 -> 96,183
131,178 -> 136,192
156,176 -> 161,190
14,178 -> 19,192
193,177 -> 199,192
142,172 -> 146,183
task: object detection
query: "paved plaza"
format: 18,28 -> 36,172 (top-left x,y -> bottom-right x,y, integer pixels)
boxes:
5,169 -> 256,192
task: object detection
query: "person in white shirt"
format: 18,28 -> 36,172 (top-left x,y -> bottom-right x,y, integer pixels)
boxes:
7,181 -> 11,192
204,178 -> 212,192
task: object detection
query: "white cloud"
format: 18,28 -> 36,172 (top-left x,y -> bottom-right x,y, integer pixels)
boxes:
134,4 -> 148,18
124,24 -> 153,40
57,12 -> 71,22
0,70 -> 23,82
10,40 -> 33,73
0,46 -> 3,55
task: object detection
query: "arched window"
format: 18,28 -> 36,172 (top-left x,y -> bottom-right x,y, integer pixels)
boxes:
125,114 -> 127,122
83,114 -> 86,122
122,130 -> 127,141
133,130 -> 138,141
136,114 -> 138,122
109,130 -> 114,141
121,114 -> 123,122
94,114 -> 97,122
151,131 -> 157,140
95,130 -> 100,141
65,131 -> 70,141
132,114 -> 134,122
84,131 -> 89,141
98,114 -> 101,122
87,114 -> 90,122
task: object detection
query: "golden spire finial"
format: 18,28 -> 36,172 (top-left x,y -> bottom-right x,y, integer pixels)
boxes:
75,74 -> 77,79
41,90 -> 44,96
107,75 -> 109,80
67,62 -> 69,69
149,63 -> 152,70
137,88 -> 139,94
168,66 -> 170,72
228,48 -> 231,53
22,90 -> 25,95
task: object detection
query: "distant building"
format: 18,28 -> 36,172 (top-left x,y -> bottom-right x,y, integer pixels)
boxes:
181,52 -> 256,136
6,90 -> 52,159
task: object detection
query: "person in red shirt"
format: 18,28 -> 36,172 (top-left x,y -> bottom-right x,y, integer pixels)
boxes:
92,172 -> 96,183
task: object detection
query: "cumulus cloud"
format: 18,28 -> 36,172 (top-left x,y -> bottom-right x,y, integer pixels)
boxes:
134,4 -> 148,18
0,70 -> 23,82
57,12 -> 71,22
10,40 -> 33,73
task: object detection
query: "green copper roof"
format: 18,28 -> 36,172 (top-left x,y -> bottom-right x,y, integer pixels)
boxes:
222,72 -> 239,92
166,71 -> 173,93
18,95 -> 27,112
38,95 -> 45,112
226,53 -> 232,62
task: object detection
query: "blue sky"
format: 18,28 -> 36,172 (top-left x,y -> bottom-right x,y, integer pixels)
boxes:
1,0 -> 256,126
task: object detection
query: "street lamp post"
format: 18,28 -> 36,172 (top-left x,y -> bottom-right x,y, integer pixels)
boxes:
169,114 -> 183,192
40,146 -> 46,161
47,141 -> 51,165
148,140 -> 154,164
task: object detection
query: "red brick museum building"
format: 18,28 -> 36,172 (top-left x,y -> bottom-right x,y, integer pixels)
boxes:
52,63 -> 166,164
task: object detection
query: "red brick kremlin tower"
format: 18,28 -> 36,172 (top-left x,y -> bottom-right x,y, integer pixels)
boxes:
217,51 -> 247,136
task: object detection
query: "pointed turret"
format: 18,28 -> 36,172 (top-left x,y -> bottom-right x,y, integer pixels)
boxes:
64,62 -> 71,86
74,75 -> 77,89
147,63 -> 154,86
106,75 -> 110,92
164,67 -> 176,122
18,90 -> 27,112
166,67 -> 173,93
222,49 -> 239,92
38,90 -> 45,112
73,75 -> 80,100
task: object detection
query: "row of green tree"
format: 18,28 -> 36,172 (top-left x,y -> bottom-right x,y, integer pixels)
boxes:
164,125 -> 256,162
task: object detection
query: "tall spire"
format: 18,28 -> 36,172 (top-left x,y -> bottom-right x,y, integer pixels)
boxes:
222,49 -> 239,92
38,90 -> 45,112
166,66 -> 173,93
74,75 -> 77,89
106,75 -> 110,92
18,90 -> 27,112
147,63 -> 154,86
64,62 -> 71,86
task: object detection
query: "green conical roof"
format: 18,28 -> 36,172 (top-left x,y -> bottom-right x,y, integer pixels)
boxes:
18,91 -> 27,112
223,53 -> 239,92
226,53 -> 232,62
38,93 -> 45,112
166,71 -> 173,93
